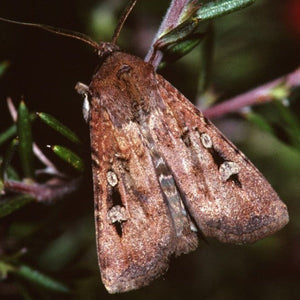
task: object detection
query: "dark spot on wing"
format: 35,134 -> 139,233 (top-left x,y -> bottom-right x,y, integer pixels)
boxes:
243,156 -> 250,164
111,186 -> 123,207
114,221 -> 123,237
203,116 -> 210,125
219,135 -> 227,142
110,187 -> 124,237
206,218 -> 222,230
191,106 -> 202,118
228,173 -> 242,188
93,178 -> 102,197
208,147 -> 226,167
234,148 -> 240,155
181,129 -> 191,147
132,189 -> 149,203
155,159 -> 171,177
206,215 -> 272,235
245,215 -> 270,232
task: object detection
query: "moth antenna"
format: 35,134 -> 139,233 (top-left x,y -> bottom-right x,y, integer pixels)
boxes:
111,0 -> 137,45
0,17 -> 99,50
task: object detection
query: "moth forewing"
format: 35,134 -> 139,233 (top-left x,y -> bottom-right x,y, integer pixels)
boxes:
88,52 -> 199,293
90,106 -> 173,293
86,49 -> 288,293
153,75 -> 289,244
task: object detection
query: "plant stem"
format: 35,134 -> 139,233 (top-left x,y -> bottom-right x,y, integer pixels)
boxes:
6,98 -> 64,177
4,177 -> 82,203
145,0 -> 190,68
203,68 -> 300,119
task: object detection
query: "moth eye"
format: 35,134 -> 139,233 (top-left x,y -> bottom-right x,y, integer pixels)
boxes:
117,64 -> 132,78
82,93 -> 91,123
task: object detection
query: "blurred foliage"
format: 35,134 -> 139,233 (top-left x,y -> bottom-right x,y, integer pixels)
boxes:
0,0 -> 299,299
50,145 -> 84,172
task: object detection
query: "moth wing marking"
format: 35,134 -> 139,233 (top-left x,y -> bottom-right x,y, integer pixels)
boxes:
90,103 -> 191,293
151,74 -> 288,244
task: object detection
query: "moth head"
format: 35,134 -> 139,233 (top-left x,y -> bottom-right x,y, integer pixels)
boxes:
96,42 -> 120,58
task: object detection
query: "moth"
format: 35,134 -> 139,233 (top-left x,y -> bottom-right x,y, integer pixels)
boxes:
0,0 -> 289,294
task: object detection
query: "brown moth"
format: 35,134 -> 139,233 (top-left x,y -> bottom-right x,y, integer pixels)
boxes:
0,0 -> 289,294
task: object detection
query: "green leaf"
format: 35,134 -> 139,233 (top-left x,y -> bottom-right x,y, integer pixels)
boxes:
269,83 -> 290,101
196,24 -> 214,94
50,145 -> 84,172
275,100 -> 300,133
39,226 -> 85,271
0,195 -> 33,218
156,18 -> 209,64
156,0 -> 255,64
0,125 -> 17,146
244,111 -> 274,134
17,101 -> 34,179
6,165 -> 20,181
158,31 -> 205,65
0,261 -> 16,279
274,100 -> 300,150
157,18 -> 202,48
37,112 -> 81,144
195,0 -> 255,21
16,265 -> 70,293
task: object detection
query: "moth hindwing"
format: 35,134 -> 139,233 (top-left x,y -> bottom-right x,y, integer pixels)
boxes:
78,51 -> 288,293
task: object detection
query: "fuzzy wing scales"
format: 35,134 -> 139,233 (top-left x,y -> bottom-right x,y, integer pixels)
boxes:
88,52 -> 202,293
151,74 -> 288,244
89,97 -> 197,293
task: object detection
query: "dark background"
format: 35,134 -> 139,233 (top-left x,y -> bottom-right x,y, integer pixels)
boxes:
0,0 -> 299,299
